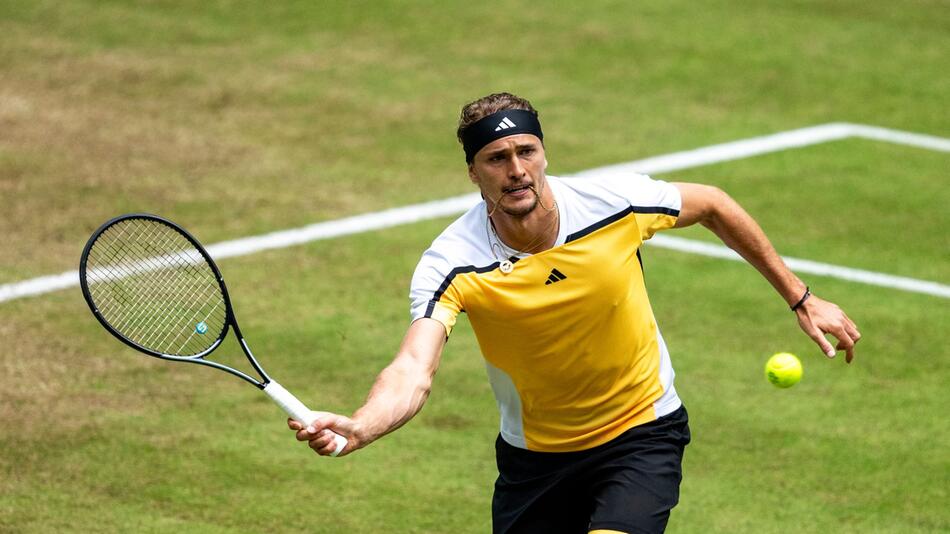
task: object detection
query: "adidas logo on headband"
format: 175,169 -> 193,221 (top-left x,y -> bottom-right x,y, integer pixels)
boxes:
494,117 -> 517,131
462,109 -> 544,163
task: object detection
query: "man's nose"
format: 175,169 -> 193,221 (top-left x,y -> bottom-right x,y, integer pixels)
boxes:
507,156 -> 526,179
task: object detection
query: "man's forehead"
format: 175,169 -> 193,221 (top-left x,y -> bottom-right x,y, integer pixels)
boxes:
478,134 -> 543,154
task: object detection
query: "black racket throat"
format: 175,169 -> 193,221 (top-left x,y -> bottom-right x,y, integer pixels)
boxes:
79,213 -> 272,389
180,333 -> 272,389
151,316 -> 273,390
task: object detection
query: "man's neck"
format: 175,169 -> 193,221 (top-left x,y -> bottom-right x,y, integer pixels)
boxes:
491,190 -> 559,254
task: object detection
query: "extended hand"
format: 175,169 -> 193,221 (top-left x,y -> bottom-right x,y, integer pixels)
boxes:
288,411 -> 358,457
795,294 -> 861,363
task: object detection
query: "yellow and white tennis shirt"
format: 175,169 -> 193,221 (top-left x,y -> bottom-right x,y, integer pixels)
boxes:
410,174 -> 682,452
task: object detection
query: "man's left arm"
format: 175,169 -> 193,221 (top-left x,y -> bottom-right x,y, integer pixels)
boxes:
672,182 -> 861,362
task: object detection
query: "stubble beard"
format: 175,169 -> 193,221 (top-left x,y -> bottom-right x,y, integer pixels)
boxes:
496,192 -> 539,218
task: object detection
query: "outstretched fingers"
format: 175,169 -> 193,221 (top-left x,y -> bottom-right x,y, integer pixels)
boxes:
800,316 -> 837,358
830,323 -> 856,363
797,295 -> 861,363
844,315 -> 862,343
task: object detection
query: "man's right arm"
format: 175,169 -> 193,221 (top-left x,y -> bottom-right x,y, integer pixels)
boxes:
289,317 -> 447,456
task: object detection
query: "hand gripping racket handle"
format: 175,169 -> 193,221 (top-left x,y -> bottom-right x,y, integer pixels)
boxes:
263,381 -> 348,457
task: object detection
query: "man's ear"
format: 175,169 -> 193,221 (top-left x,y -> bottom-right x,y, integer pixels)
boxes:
468,164 -> 479,184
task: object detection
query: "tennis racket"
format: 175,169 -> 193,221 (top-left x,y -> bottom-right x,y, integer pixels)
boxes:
79,213 -> 348,456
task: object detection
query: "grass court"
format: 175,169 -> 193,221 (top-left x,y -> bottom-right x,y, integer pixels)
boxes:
1,2 -> 947,532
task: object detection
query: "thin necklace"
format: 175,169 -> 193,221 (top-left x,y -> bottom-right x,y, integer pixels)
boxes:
486,198 -> 559,274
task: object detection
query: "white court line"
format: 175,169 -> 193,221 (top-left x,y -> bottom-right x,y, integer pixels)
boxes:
1,122 -> 947,304
650,235 -> 950,298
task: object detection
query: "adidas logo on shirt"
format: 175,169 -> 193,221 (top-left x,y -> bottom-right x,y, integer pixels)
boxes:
545,268 -> 567,285
494,117 -> 517,131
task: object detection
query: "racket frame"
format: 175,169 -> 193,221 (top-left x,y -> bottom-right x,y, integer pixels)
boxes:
80,213 -> 348,456
79,213 -> 271,388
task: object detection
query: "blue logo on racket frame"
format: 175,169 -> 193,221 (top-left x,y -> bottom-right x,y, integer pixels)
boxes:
195,321 -> 209,335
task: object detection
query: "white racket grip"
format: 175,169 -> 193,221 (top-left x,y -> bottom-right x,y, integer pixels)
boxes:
263,380 -> 348,457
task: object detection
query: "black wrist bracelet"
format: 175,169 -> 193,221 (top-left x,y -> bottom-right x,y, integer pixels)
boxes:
790,286 -> 811,311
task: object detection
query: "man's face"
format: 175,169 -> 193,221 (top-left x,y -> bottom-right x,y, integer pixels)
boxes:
468,134 -> 548,218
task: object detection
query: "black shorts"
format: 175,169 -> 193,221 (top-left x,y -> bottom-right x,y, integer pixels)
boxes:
492,405 -> 691,534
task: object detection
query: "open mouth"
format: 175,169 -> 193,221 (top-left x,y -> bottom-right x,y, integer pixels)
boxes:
503,184 -> 533,195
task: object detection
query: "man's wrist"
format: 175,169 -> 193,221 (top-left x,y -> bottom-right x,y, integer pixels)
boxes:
790,286 -> 811,311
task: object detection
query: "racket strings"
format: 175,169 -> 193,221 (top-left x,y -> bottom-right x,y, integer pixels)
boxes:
92,225 -> 208,345
131,238 -> 216,348
96,227 -> 193,330
124,228 -> 226,352
97,227 -> 201,333
84,219 -> 227,356
101,226 -> 224,354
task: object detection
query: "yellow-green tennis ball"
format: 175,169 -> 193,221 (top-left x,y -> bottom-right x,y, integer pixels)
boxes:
765,352 -> 802,388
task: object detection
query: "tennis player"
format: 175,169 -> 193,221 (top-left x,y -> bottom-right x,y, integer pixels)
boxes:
290,93 -> 861,533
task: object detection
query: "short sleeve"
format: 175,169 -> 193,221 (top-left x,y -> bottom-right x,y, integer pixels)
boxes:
598,173 -> 681,240
409,248 -> 462,337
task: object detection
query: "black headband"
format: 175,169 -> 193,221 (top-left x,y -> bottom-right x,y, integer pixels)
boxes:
461,109 -> 544,163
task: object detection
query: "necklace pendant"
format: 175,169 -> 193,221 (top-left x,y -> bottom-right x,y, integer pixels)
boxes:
499,260 -> 514,274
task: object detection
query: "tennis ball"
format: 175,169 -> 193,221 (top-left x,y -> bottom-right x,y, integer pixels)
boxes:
765,352 -> 802,388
